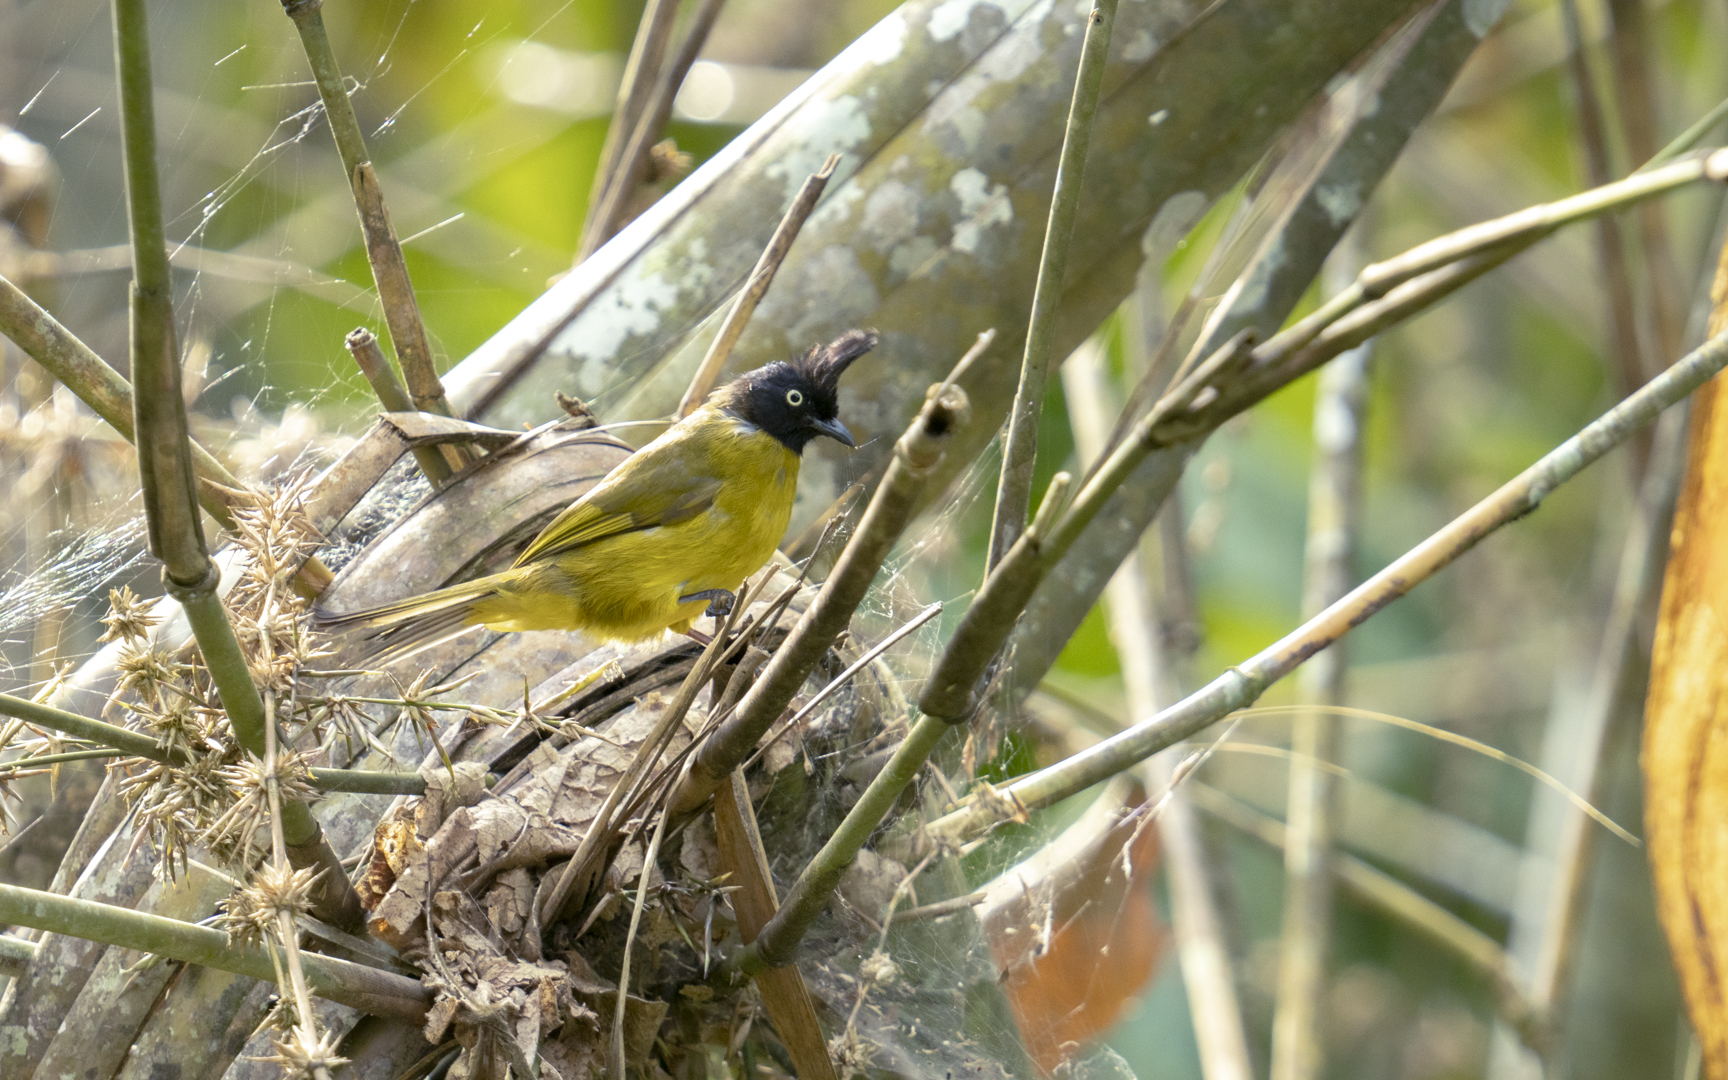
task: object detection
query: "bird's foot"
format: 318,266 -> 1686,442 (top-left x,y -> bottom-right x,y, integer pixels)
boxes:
678,589 -> 736,618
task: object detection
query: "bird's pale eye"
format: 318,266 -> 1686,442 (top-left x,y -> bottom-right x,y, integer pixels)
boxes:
786,389 -> 804,407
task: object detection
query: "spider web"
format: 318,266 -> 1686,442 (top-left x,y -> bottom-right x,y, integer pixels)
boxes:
0,3 -> 1165,1078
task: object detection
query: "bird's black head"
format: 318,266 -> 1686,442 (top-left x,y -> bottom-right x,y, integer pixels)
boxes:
720,329 -> 877,454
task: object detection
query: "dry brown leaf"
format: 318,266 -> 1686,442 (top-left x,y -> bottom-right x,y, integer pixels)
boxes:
1646,368 -> 1728,1079
982,785 -> 1166,1076
355,803 -> 419,911
420,888 -> 599,1079
678,812 -> 723,881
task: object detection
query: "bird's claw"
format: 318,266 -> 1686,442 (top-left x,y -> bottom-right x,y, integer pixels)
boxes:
679,589 -> 736,618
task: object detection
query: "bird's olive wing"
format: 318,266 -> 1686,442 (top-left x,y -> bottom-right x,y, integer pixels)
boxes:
510,448 -> 724,567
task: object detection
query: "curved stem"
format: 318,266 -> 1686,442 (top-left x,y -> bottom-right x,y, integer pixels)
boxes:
923,328 -> 1728,847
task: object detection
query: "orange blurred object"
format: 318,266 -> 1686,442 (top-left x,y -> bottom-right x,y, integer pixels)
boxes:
982,782 -> 1168,1075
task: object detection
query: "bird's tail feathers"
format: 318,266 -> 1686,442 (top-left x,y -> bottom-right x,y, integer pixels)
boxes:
311,579 -> 497,665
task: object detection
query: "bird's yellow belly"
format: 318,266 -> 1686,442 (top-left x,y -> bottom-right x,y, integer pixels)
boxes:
472,444 -> 799,641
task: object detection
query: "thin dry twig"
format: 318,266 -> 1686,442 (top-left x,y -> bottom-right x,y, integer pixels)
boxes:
577,0 -> 685,261
346,327 -> 454,485
614,803 -> 672,1080
278,0 -> 464,450
0,877 -> 428,1019
987,0 -> 1118,569
581,0 -> 729,262
676,155 -> 839,418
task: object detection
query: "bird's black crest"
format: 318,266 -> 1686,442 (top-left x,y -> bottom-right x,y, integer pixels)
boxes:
719,329 -> 878,454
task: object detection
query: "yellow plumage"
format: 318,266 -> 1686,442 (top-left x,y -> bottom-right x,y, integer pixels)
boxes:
471,404 -> 799,640
315,330 -> 875,655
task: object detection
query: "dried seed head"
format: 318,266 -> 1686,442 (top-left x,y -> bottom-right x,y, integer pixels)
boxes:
254,861 -> 320,920
99,586 -> 159,644
203,751 -> 319,869
112,643 -> 183,708
137,699 -> 205,760
859,950 -> 900,987
215,880 -> 271,947
828,1027 -> 877,1079
120,746 -> 240,880
260,1024 -> 349,1079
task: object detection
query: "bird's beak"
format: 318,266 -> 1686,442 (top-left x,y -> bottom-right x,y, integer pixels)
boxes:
809,416 -> 856,448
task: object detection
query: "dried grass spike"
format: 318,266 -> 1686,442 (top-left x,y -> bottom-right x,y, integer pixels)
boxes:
99,585 -> 159,643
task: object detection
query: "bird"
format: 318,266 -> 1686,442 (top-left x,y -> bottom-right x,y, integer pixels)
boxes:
315,329 -> 878,656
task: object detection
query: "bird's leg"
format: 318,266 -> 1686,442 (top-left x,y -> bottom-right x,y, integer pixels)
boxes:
678,589 -> 736,618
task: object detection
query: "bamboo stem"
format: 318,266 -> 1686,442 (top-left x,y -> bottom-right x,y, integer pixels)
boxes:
0,933 -> 37,978
676,155 -> 838,418
581,0 -> 729,263
115,0 -> 207,586
1270,318 -> 1372,1080
280,0 -> 459,431
986,0 -> 1117,569
0,879 -> 428,1020
0,748 -> 120,776
1064,337 -> 1254,1080
113,0 -> 300,829
1259,149 -> 1728,367
922,327 -> 1728,847
0,691 -> 426,795
1033,147 -> 1728,634
577,0 -> 684,261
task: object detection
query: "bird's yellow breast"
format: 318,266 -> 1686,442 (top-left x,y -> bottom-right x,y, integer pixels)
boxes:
472,412 -> 800,641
